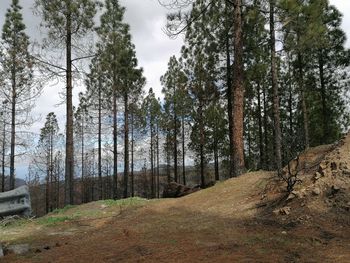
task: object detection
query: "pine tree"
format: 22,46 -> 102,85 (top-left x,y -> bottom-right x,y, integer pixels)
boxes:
85,56 -> 109,200
142,88 -> 161,198
96,0 -> 129,199
35,0 -> 99,204
74,93 -> 93,203
161,56 -> 187,183
1,0 -> 35,190
32,113 -> 60,213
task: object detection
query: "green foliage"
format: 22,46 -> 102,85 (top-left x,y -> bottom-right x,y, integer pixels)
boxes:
98,197 -> 147,207
51,204 -> 77,214
34,0 -> 99,42
37,215 -> 75,226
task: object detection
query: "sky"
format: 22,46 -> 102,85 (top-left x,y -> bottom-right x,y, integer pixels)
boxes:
0,0 -> 349,178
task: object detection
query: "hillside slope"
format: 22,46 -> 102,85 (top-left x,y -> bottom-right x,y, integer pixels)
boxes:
1,133 -> 350,262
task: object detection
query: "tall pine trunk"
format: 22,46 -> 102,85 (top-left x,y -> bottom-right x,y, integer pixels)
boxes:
181,116 -> 186,185
81,119 -> 85,203
318,50 -> 328,143
156,121 -> 160,198
173,93 -> 178,183
263,86 -> 269,169
232,0 -> 245,176
297,51 -> 310,149
166,130 -> 171,184
10,47 -> 16,190
98,77 -> 102,200
150,118 -> 155,198
65,9 -> 74,205
199,99 -> 205,187
214,139 -> 219,181
1,114 -> 6,192
225,0 -> 234,178
131,107 -> 134,197
112,84 -> 118,199
257,84 -> 264,169
123,93 -> 129,198
270,0 -> 282,175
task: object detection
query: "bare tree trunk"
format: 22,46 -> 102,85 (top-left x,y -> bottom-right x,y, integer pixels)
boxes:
263,86 -> 269,169
319,50 -> 327,143
199,100 -> 205,187
112,82 -> 118,199
181,116 -> 186,185
214,140 -> 219,181
298,51 -> 310,149
232,0 -> 245,177
65,9 -> 74,205
225,0 -> 234,178
166,130 -> 171,184
1,110 -> 6,192
123,93 -> 129,198
81,119 -> 85,203
257,84 -> 264,170
173,92 -> 178,183
50,133 -> 54,211
156,121 -> 160,198
150,119 -> 155,198
10,53 -> 16,190
270,0 -> 282,175
131,107 -> 134,197
98,77 -> 102,200
45,173 -> 49,214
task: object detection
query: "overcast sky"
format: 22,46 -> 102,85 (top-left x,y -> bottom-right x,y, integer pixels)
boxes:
0,0 -> 349,177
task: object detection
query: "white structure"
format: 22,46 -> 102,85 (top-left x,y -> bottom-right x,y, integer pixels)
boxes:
0,186 -> 31,217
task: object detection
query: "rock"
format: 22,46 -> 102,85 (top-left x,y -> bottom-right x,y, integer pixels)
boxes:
273,209 -> 280,215
321,169 -> 331,177
314,172 -> 323,180
7,244 -> 30,255
162,182 -> 200,198
339,162 -> 348,170
295,189 -> 306,199
330,185 -> 340,196
342,169 -> 350,176
287,190 -> 305,200
273,207 -> 291,216
312,187 -> 321,195
330,162 -> 338,171
319,162 -> 327,171
281,231 -> 287,235
0,244 -> 4,258
286,193 -> 296,201
280,206 -> 291,215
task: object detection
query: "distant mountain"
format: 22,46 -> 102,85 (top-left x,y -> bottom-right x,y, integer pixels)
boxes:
2,176 -> 26,191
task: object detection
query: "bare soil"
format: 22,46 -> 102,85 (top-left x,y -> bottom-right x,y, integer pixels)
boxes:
1,133 -> 350,262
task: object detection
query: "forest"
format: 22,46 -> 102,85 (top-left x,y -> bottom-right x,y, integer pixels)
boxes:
0,0 -> 349,217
